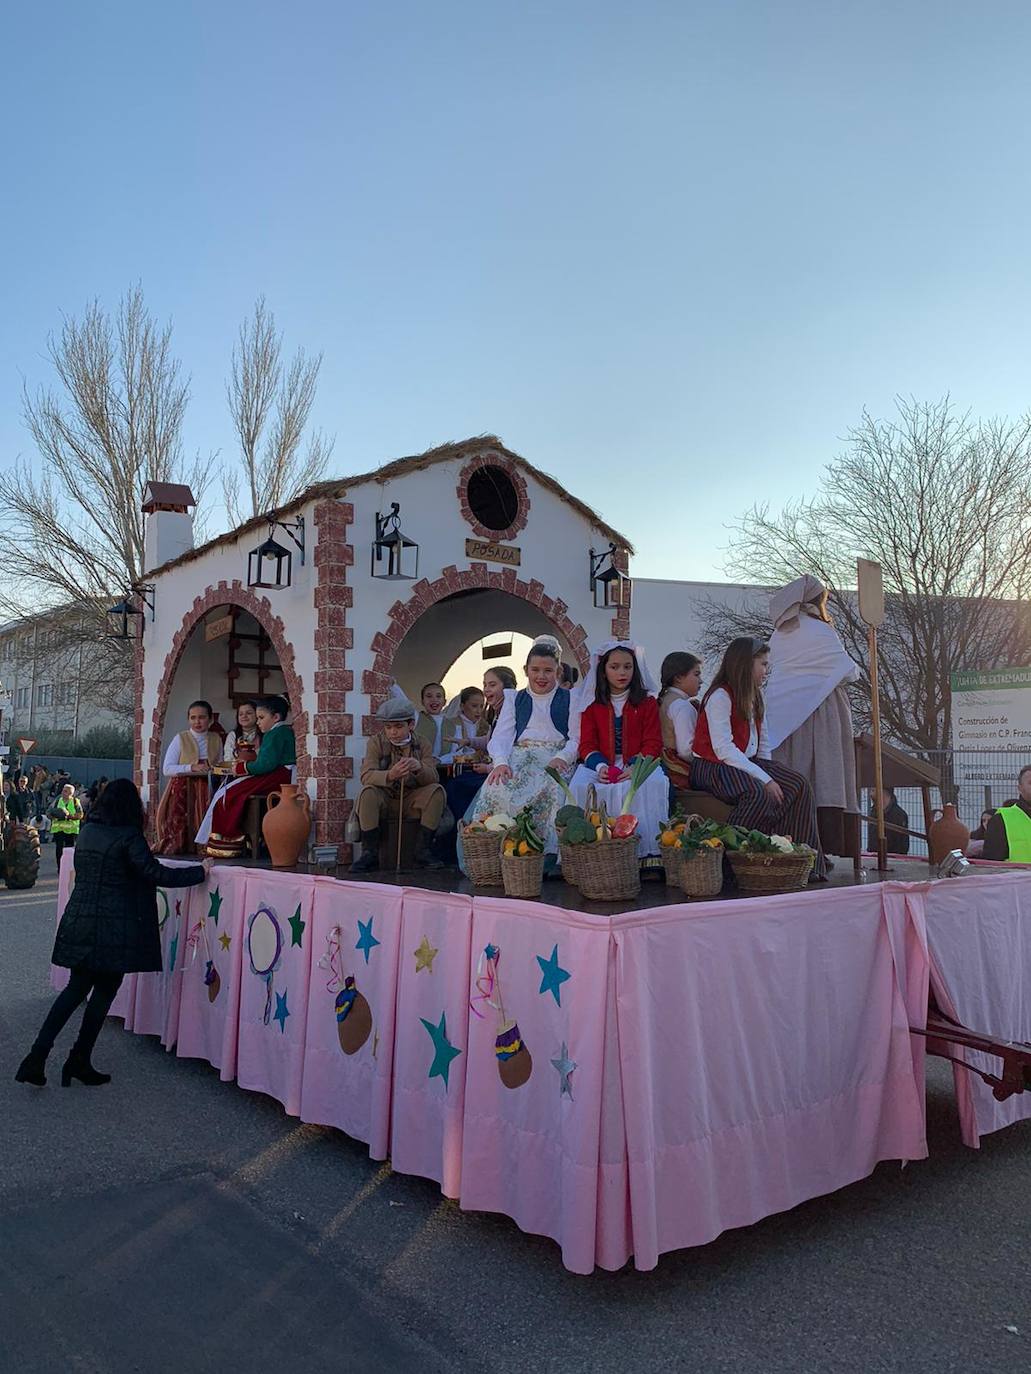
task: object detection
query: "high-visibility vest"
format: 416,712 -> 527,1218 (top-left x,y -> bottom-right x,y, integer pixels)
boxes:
51,797 -> 82,836
999,804 -> 1031,862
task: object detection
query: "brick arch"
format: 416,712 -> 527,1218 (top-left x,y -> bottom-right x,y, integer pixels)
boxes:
363,563 -> 592,730
145,580 -> 309,792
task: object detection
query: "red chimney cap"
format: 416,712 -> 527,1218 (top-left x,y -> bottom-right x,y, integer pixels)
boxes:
143,481 -> 196,514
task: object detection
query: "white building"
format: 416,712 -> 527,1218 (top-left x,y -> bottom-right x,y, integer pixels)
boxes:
135,438 -> 780,858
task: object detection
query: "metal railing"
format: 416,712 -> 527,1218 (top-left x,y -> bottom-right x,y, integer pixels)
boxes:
863,748 -> 1031,858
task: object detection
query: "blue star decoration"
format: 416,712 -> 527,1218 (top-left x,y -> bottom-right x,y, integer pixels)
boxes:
273,990 -> 290,1033
536,944 -> 571,1006
551,1041 -> 577,1100
355,916 -> 380,964
420,1012 -> 462,1089
288,904 -> 306,948
207,887 -> 223,925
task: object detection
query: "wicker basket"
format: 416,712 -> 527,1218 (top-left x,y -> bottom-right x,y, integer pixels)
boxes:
501,850 -> 546,898
558,840 -> 583,889
576,835 -> 641,902
728,849 -> 814,894
659,845 -> 684,886
461,825 -> 505,887
679,846 -> 724,898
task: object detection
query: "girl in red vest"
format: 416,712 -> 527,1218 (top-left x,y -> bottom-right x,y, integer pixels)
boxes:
570,642 -> 667,857
691,637 -> 826,879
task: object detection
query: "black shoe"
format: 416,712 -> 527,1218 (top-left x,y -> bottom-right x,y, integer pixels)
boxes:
350,830 -> 381,874
60,1056 -> 111,1087
15,1051 -> 47,1087
414,827 -> 444,870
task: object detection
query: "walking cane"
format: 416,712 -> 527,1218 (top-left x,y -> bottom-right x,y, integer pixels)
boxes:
396,773 -> 406,874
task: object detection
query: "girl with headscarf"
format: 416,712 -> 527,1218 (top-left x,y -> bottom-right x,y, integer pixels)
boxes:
764,576 -> 860,856
568,642 -> 667,856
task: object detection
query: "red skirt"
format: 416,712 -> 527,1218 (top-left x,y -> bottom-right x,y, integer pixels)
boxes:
155,776 -> 211,856
210,767 -> 292,837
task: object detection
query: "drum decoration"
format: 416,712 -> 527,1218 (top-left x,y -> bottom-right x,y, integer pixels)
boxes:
318,925 -> 373,1055
470,942 -> 532,1090
247,904 -> 284,1026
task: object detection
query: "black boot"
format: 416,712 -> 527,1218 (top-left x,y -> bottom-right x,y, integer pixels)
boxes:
350,830 -> 381,874
414,826 -> 444,870
61,1052 -> 111,1087
15,1050 -> 48,1087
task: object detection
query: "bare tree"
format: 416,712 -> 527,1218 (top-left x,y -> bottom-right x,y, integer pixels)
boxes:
0,286 -> 211,710
223,297 -> 332,525
706,397 -> 1031,757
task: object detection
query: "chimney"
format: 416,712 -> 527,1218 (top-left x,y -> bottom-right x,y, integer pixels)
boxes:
143,481 -> 196,570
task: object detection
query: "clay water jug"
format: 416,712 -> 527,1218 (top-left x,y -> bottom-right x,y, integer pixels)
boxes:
262,783 -> 311,868
929,803 -> 970,865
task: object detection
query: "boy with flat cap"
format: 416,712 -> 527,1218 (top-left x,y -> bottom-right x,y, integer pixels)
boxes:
351,697 -> 446,873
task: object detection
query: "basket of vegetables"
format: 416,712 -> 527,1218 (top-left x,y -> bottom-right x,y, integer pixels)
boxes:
677,818 -> 729,898
500,809 -> 547,898
727,831 -> 816,894
460,813 -> 513,887
547,759 -> 662,902
656,808 -> 696,885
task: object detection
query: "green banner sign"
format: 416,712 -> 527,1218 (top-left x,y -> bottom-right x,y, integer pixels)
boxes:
950,667 -> 1031,692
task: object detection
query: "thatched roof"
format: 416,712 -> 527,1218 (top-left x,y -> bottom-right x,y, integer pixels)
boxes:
145,436 -> 634,579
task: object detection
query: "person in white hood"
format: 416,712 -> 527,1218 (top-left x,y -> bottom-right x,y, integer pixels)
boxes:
764,575 -> 860,856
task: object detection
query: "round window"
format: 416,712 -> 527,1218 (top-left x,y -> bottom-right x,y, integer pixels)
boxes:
466,465 -> 520,533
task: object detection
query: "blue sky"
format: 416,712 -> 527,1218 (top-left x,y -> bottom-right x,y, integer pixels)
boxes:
3,1 -> 1030,579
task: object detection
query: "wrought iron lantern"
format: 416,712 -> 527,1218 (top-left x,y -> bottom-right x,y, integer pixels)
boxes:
372,502 -> 419,580
589,544 -> 628,610
106,585 -> 154,641
248,516 -> 305,590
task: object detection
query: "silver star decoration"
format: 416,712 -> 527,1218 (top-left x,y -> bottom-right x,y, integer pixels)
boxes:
550,1041 -> 577,1100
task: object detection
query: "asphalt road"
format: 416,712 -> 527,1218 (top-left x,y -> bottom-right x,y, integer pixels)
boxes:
2,868 -> 1030,1374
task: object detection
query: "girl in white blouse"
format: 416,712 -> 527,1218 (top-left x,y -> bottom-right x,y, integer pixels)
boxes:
462,637 -> 578,867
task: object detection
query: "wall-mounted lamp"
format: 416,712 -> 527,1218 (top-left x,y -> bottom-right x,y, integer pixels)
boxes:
106,585 -> 155,640
589,544 -> 629,610
372,502 -> 419,580
248,515 -> 305,590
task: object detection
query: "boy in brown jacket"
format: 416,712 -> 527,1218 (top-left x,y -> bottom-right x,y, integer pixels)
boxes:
351,697 -> 446,873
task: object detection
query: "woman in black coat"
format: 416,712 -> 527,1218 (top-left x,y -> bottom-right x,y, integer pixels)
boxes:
15,778 -> 207,1088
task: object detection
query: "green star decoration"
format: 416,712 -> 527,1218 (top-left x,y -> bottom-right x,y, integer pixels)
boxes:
218,931 -> 231,952
356,916 -> 380,964
207,887 -> 223,925
168,930 -> 179,972
288,904 -> 306,948
273,990 -> 290,1033
420,1012 -> 461,1089
536,944 -> 571,1006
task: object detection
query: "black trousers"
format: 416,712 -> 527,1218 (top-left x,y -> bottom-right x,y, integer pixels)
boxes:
32,967 -> 124,1059
53,832 -> 76,867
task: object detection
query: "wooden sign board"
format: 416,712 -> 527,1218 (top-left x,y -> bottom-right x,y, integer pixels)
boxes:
857,559 -> 885,628
205,614 -> 234,642
465,538 -> 521,567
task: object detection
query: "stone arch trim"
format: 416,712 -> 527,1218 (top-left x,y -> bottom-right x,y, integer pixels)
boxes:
456,451 -> 530,542
362,563 -> 592,733
144,580 -> 309,793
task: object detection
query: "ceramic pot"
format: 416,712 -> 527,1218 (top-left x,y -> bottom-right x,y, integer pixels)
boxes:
929,803 -> 970,864
262,783 -> 311,868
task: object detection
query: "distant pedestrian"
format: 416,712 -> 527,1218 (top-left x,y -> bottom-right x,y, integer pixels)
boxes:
49,783 -> 84,870
8,776 -> 35,824
15,778 -> 208,1089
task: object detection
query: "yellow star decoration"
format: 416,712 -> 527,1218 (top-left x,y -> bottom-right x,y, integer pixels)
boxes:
413,935 -> 439,974
218,932 -> 232,951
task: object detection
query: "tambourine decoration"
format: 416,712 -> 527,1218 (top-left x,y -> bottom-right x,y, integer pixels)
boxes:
247,904 -> 284,1026
319,925 -> 373,1055
470,942 -> 532,1089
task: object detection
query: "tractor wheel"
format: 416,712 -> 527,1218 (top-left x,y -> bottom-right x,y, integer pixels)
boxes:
4,823 -> 41,889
